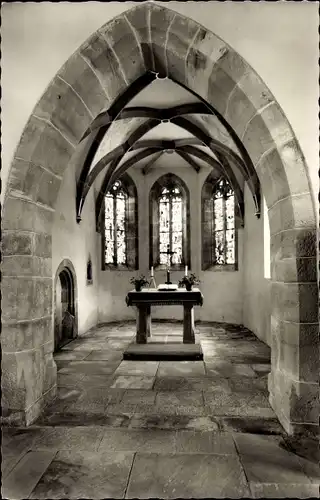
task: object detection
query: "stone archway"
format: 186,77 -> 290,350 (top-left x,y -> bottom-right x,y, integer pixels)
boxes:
2,2 -> 318,432
54,259 -> 78,351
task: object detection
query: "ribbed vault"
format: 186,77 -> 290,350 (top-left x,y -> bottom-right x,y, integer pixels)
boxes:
75,76 -> 260,224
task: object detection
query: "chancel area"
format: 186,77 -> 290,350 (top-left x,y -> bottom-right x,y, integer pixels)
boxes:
2,2 -> 319,499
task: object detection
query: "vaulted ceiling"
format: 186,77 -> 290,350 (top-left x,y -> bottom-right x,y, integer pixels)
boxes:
75,63 -> 261,227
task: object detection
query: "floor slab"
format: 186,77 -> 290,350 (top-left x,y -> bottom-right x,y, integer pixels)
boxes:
2,450 -> 56,500
114,361 -> 159,377
98,428 -> 177,453
158,361 -> 205,377
31,427 -> 104,452
250,483 -> 319,498
126,452 -> 251,498
29,451 -> 135,499
234,434 -> 313,484
110,375 -> 155,389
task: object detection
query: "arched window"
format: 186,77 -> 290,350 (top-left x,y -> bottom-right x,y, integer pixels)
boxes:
150,174 -> 190,270
263,197 -> 271,279
105,180 -> 127,266
102,174 -> 138,270
159,186 -> 183,265
202,174 -> 240,271
86,256 -> 93,285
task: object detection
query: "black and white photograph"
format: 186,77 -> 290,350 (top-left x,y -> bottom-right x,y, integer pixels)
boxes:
1,1 -> 319,498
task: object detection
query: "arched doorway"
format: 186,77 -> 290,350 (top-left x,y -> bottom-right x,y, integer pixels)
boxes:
2,3 -> 318,433
54,266 -> 77,351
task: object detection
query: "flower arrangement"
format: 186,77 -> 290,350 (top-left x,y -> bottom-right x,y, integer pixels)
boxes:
178,273 -> 200,291
130,275 -> 150,291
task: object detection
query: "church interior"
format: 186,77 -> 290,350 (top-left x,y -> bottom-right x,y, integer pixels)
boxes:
2,2 -> 319,498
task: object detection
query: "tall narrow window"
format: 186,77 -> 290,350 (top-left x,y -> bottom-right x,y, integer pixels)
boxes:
150,174 -> 190,270
263,197 -> 271,279
101,174 -> 138,271
202,174 -> 239,271
104,180 -> 127,266
159,186 -> 183,265
213,178 -> 235,265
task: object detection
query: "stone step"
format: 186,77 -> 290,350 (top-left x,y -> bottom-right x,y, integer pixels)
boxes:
123,343 -> 203,361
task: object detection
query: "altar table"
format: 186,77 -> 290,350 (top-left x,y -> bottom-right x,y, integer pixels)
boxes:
125,288 -> 203,344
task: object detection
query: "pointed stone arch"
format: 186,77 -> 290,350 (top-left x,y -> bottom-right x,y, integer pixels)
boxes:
2,2 -> 317,435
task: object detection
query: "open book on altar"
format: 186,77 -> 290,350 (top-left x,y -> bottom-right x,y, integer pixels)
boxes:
157,284 -> 178,291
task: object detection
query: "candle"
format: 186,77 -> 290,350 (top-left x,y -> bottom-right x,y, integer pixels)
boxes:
151,266 -> 154,277
185,266 -> 188,276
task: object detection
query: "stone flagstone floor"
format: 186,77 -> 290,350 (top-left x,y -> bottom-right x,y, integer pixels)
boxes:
2,321 -> 319,499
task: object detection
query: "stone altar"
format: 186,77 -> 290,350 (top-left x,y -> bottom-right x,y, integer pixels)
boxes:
125,288 -> 203,344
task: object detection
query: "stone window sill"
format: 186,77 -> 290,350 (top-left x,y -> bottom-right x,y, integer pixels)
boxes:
154,264 -> 191,272
103,264 -> 136,271
204,264 -> 238,272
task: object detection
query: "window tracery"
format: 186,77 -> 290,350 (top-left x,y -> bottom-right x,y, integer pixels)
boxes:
150,174 -> 190,270
202,174 -> 238,270
102,174 -> 138,270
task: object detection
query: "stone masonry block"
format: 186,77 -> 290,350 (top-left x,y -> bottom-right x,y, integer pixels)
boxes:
268,203 -> 282,236
271,318 -> 319,348
33,233 -> 52,258
7,158 -> 43,201
14,115 -> 75,177
271,257 -> 317,283
277,338 -> 319,383
36,170 -> 61,209
1,353 -> 26,410
33,76 -> 93,145
242,114 -> 276,167
281,193 -> 315,231
42,352 -> 58,394
225,86 -> 257,139
258,102 -> 294,147
3,197 -> 35,232
99,17 -> 144,86
215,48 -> 250,82
168,17 -> 199,86
80,32 -> 127,103
2,256 -> 52,279
269,368 -> 319,429
289,380 -> 319,424
58,53 -> 110,117
169,14 -> 199,60
270,228 -> 317,260
256,148 -> 290,209
271,282 -> 318,323
278,139 -> 312,197
268,194 -> 315,236
2,317 -> 53,352
237,70 -> 274,111
2,277 -> 52,322
2,231 -> 33,256
34,279 -> 53,319
123,4 -> 149,40
150,4 -> 176,48
207,66 -> 238,117
3,198 -> 53,233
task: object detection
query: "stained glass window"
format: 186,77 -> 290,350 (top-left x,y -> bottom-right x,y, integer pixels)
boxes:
105,180 -> 127,266
159,186 -> 183,266
213,178 -> 235,265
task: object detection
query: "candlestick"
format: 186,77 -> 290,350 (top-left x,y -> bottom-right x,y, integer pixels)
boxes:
151,266 -> 154,277
166,270 -> 172,284
185,265 -> 188,276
